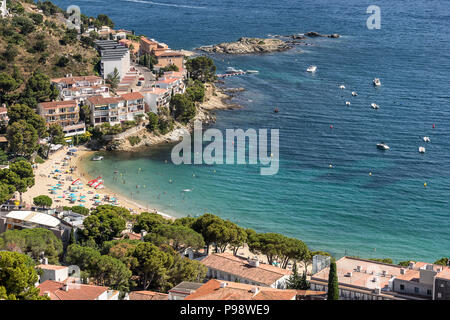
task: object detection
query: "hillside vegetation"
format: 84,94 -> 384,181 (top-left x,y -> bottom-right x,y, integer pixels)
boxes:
0,0 -> 99,93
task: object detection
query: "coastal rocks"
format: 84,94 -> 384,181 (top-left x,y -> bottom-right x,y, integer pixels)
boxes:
222,87 -> 246,93
304,31 -> 340,38
197,37 -> 292,54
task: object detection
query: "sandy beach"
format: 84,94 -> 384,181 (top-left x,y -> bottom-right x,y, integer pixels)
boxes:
22,145 -> 310,273
21,146 -> 173,219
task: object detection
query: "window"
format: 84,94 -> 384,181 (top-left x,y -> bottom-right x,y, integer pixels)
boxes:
400,284 -> 405,290
438,293 -> 442,298
427,289 -> 432,295
414,287 -> 419,293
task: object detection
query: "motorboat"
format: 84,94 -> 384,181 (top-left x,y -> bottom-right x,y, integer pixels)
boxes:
345,101 -> 351,106
377,142 -> 390,150
226,67 -> 244,74
371,103 -> 379,109
423,136 -> 430,142
419,146 -> 426,153
373,78 -> 381,86
92,156 -> 104,161
246,70 -> 259,74
339,85 -> 346,89
307,65 -> 317,72
274,108 -> 279,113
352,91 -> 358,96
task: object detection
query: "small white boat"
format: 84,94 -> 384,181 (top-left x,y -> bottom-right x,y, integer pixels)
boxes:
373,78 -> 381,86
352,91 -> 358,96
345,101 -> 351,106
419,146 -> 426,153
307,65 -> 317,72
339,85 -> 346,90
246,70 -> 259,74
92,156 -> 104,161
377,142 -> 390,150
423,136 -> 430,142
371,103 -> 379,109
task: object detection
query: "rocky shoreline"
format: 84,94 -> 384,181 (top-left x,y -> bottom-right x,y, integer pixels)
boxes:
197,37 -> 292,54
196,32 -> 340,55
102,83 -> 242,152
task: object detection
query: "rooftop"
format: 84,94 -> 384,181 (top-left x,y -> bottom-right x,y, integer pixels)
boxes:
185,280 -> 299,300
87,95 -> 123,105
119,92 -> 144,101
38,101 -> 78,109
5,211 -> 61,228
200,253 -> 291,286
37,264 -> 68,271
169,281 -> 204,295
128,291 -> 168,300
38,280 -> 115,300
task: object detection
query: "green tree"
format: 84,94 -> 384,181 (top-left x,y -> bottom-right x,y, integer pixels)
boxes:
133,211 -> 169,234
106,67 -> 120,93
286,261 -> 302,289
170,94 -> 196,123
96,14 -> 114,28
186,80 -> 206,103
0,73 -> 20,102
185,56 -> 217,83
33,195 -> 52,209
327,258 -> 339,300
131,242 -> 174,290
90,255 -> 131,292
191,213 -> 224,255
6,120 -> 39,158
152,224 -> 204,253
65,244 -> 101,270
163,254 -> 207,291
146,112 -> 159,132
21,72 -> 59,107
7,104 -> 47,138
82,210 -> 127,245
9,160 -> 35,202
0,251 -> 47,300
434,257 -> 449,266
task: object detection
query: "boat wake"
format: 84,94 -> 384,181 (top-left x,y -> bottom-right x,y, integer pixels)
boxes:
123,0 -> 207,9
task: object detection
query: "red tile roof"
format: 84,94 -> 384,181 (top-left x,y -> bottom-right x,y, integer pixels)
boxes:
128,291 -> 168,300
119,92 -> 144,100
87,95 -> 123,105
38,280 -> 114,300
185,280 -> 298,300
37,264 -> 68,271
200,253 -> 291,286
39,101 -> 78,109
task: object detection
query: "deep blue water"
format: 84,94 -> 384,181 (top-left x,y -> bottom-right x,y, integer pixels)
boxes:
53,0 -> 450,262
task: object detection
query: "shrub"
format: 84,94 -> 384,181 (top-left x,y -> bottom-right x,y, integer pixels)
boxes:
127,136 -> 141,146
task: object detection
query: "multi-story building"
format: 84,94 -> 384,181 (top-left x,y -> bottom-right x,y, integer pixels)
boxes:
310,256 -> 450,300
154,50 -> 185,72
37,101 -> 86,137
95,40 -> 131,81
199,253 -> 292,289
141,87 -> 170,113
51,75 -> 109,103
88,92 -> 145,126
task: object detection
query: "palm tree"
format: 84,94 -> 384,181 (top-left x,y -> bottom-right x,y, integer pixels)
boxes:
106,67 -> 120,93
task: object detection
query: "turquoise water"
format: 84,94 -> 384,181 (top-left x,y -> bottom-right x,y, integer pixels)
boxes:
56,0 -> 450,262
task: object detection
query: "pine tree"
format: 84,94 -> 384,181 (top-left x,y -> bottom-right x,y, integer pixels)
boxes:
327,258 -> 339,300
299,271 -> 310,290
286,261 -> 302,289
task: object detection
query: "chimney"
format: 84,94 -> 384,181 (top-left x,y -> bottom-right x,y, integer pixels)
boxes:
220,282 -> 228,288
409,262 -> 415,269
426,264 -> 434,271
400,268 -> 406,275
63,284 -> 69,292
356,266 -> 361,272
248,257 -> 260,268
251,286 -> 259,294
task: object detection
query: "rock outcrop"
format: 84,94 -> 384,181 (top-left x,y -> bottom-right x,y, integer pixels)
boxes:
197,37 -> 292,54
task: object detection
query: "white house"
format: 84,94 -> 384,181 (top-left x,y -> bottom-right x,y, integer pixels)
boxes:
95,40 -> 131,81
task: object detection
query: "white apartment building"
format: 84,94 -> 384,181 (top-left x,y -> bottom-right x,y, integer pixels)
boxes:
95,40 -> 131,81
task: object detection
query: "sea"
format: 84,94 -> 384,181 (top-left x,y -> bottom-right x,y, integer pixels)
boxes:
52,0 -> 450,262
